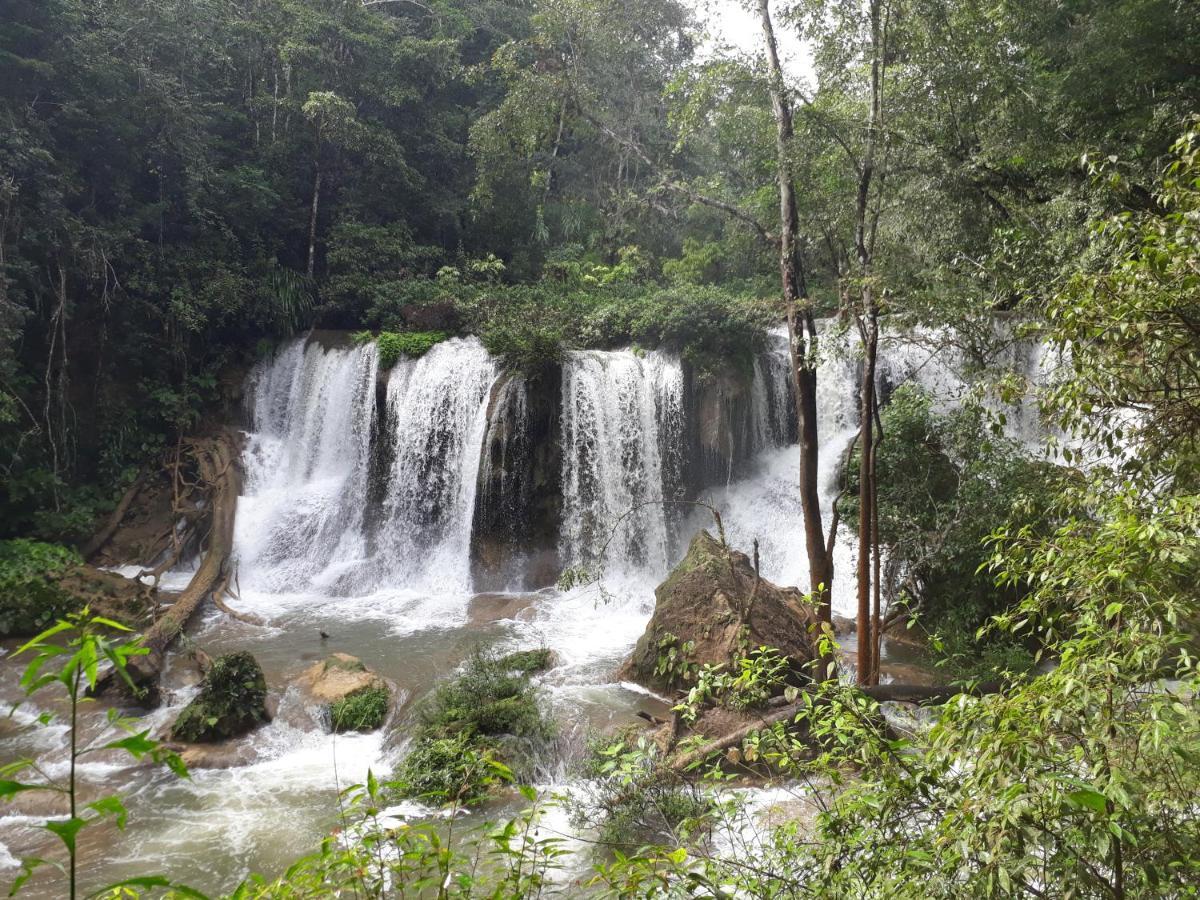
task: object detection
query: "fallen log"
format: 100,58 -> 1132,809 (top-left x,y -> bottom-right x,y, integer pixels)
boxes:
212,573 -> 265,626
667,680 -> 1002,772
81,470 -> 149,561
99,431 -> 241,698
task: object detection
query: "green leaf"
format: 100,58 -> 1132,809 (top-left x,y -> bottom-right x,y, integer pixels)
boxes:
87,795 -> 128,829
0,780 -> 41,800
43,816 -> 87,853
100,731 -> 157,760
1068,788 -> 1109,815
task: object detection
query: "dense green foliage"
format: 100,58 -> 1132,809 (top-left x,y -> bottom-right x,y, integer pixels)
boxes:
0,539 -> 81,636
329,685 -> 390,734
353,329 -> 450,368
838,386 -> 1066,675
170,651 -> 269,743
395,650 -> 553,805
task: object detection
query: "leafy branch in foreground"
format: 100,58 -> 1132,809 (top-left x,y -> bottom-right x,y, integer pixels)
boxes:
2,611 -> 197,899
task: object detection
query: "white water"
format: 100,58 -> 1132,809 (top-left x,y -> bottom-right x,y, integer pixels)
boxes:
559,348 -> 684,583
714,327 -> 861,614
235,338 -> 378,595
373,337 -> 499,594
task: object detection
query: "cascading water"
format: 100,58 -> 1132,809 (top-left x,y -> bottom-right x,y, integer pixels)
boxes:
713,326 -> 862,615
235,337 -> 379,595
559,349 -> 684,582
0,322 -> 1062,897
370,337 -> 499,594
235,334 -> 500,607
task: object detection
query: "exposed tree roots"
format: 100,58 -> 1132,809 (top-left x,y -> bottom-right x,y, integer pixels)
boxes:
98,431 -> 242,700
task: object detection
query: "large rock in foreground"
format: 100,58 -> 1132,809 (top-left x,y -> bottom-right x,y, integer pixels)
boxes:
618,531 -> 820,692
170,651 -> 270,743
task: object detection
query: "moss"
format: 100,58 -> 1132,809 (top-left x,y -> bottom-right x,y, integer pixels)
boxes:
170,652 -> 268,743
497,648 -> 555,674
329,685 -> 390,733
0,540 -> 82,637
375,330 -> 449,368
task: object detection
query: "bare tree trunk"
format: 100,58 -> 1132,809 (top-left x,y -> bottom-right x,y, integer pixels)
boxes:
759,0 -> 832,625
81,471 -> 149,561
103,431 -> 242,698
856,312 -> 878,684
307,164 -> 322,278
854,0 -> 886,683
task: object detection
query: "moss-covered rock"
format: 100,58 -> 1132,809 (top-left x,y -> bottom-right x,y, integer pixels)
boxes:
298,653 -> 391,732
618,530 -> 820,692
170,651 -> 269,743
396,651 -> 555,805
497,647 -> 556,674
0,540 -> 153,637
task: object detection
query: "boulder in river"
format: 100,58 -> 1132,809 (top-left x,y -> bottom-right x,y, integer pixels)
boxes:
618,530 -> 820,692
170,651 -> 270,743
298,653 -> 392,732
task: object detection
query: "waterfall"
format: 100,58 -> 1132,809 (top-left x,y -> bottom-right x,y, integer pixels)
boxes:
714,330 -> 861,613
370,337 -> 499,594
750,327 -> 798,450
235,337 -> 378,594
559,349 -> 684,581
235,334 -> 499,601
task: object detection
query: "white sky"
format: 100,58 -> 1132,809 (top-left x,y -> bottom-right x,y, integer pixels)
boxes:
689,0 -> 814,85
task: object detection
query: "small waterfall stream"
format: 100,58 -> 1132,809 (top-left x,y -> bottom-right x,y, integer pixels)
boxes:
372,337 -> 499,594
559,349 -> 684,581
235,338 -> 378,594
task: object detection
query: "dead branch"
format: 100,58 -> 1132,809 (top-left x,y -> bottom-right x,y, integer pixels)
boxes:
81,470 -> 149,561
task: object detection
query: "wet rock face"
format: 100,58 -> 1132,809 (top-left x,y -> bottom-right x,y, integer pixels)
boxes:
687,367 -> 758,490
618,530 -> 821,692
170,651 -> 270,743
299,652 -> 385,703
471,368 -> 562,591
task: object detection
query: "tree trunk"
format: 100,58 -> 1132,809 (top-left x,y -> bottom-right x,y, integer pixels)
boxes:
759,0 -> 832,624
307,164 -> 322,278
81,471 -> 149,561
856,313 -> 878,684
853,0 -> 886,683
102,431 -> 242,698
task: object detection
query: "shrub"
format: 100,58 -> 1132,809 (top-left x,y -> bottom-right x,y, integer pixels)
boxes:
0,539 -> 82,636
329,685 -> 390,733
395,650 -> 554,805
838,385 -> 1067,676
497,647 -> 555,674
375,330 -> 450,368
573,731 -> 715,846
419,651 -> 553,742
170,651 -> 269,743
394,733 -> 500,805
